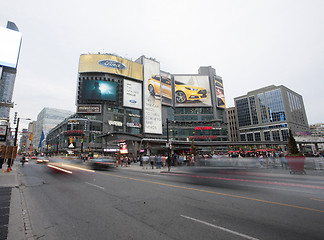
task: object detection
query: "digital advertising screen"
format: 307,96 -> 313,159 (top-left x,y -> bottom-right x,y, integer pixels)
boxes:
215,77 -> 225,108
0,27 -> 22,68
81,80 -> 117,101
174,75 -> 212,107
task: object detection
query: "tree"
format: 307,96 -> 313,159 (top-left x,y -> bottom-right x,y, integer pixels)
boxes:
287,129 -> 302,156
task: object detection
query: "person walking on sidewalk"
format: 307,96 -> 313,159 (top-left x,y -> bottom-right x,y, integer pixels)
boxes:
20,155 -> 26,167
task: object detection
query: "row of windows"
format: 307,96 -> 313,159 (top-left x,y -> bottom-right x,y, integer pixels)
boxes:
236,98 -> 251,127
240,129 -> 289,142
287,91 -> 302,112
265,89 -> 286,122
174,107 -> 213,115
174,115 -> 214,121
240,123 -> 288,133
237,89 -> 288,128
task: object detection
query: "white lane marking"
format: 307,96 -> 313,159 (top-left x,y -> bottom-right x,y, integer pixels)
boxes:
85,182 -> 105,190
180,215 -> 260,240
47,164 -> 72,174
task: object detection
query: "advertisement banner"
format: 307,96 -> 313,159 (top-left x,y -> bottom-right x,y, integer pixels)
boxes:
81,80 -> 117,101
0,125 -> 7,141
79,54 -> 143,81
215,77 -> 226,108
77,104 -> 102,113
146,72 -> 173,106
174,75 -> 211,107
143,58 -> 162,134
0,27 -> 22,69
123,79 -> 142,109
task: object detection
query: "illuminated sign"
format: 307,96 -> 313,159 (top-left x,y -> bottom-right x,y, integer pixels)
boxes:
126,122 -> 142,128
68,121 -> 80,125
108,120 -> 123,127
77,105 -> 102,113
120,143 -> 128,154
194,126 -> 213,130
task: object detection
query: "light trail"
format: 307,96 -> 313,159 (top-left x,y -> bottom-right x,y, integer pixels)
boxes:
47,164 -> 72,174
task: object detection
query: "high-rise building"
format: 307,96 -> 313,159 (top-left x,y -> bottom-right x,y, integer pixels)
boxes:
310,123 -> 324,138
0,21 -> 22,119
226,107 -> 239,142
33,108 -> 74,150
234,85 -> 309,144
0,21 -> 22,144
46,54 -> 228,155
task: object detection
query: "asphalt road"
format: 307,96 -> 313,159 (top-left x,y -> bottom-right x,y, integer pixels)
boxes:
18,160 -> 324,240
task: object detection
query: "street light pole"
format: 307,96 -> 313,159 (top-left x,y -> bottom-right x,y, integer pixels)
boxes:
14,117 -> 20,146
166,118 -> 171,171
13,117 -> 32,147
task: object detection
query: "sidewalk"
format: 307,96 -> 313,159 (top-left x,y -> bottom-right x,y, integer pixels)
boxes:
0,163 -> 27,240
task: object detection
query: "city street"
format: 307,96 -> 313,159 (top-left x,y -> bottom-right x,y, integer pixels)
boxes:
17,159 -> 324,240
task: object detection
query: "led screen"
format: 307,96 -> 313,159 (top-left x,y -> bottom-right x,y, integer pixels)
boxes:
81,80 -> 117,101
0,27 -> 22,68
174,75 -> 212,107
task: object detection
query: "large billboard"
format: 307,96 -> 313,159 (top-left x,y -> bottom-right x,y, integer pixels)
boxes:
79,54 -> 143,81
123,79 -> 142,109
143,57 -> 162,134
215,77 -> 225,108
0,27 -> 22,68
174,75 -> 212,107
147,71 -> 173,106
81,80 -> 117,101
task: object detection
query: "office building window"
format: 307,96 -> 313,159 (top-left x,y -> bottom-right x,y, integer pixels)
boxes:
264,131 -> 271,141
254,132 -> 261,141
236,98 -> 251,127
281,129 -> 289,141
240,134 -> 246,141
272,130 -> 280,141
247,133 -> 254,141
258,93 -> 268,123
249,96 -> 259,125
265,89 -> 286,122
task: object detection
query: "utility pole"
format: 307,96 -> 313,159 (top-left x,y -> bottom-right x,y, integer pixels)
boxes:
14,117 -> 20,146
166,118 -> 171,171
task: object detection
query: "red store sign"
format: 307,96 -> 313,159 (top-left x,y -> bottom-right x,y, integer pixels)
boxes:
194,126 -> 213,130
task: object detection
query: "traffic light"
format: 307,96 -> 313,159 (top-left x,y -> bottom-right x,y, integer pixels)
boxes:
13,112 -> 18,124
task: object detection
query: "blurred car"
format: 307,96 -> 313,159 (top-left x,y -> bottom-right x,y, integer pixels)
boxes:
147,75 -> 207,103
36,156 -> 50,164
90,157 -> 116,170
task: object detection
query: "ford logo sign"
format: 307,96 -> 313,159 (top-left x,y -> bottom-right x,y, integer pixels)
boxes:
129,100 -> 136,104
98,60 -> 127,70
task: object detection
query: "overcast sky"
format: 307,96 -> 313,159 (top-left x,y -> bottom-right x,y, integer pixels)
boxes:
1,0 -> 323,130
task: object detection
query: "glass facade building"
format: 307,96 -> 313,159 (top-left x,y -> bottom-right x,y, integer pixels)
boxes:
33,108 -> 74,150
235,85 -> 309,145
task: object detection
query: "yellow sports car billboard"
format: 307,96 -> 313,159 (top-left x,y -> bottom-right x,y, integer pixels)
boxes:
79,54 -> 143,81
